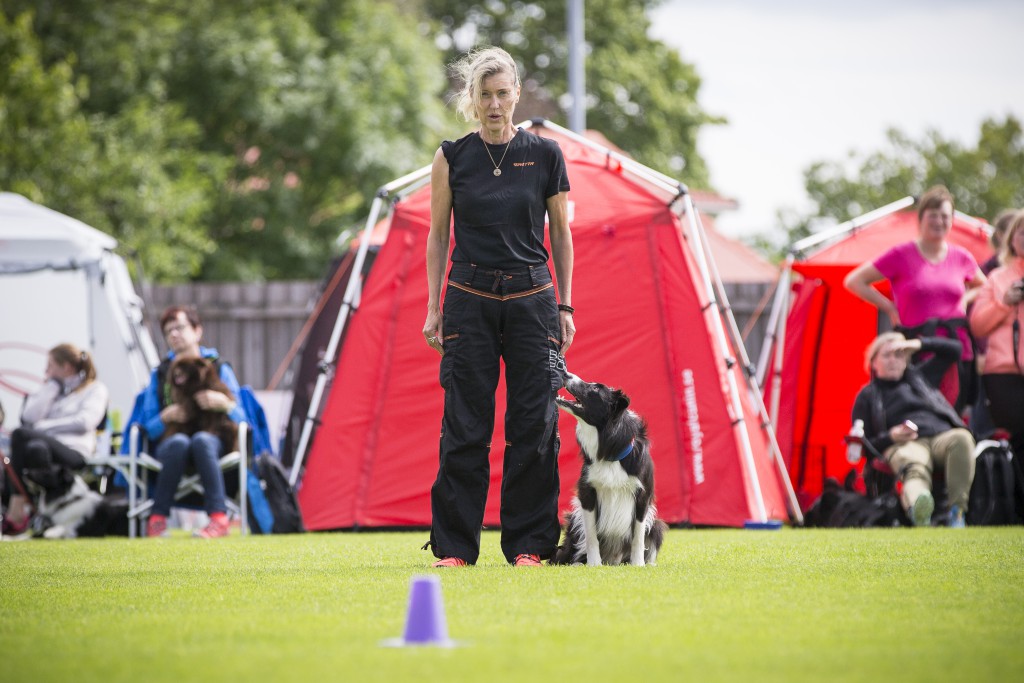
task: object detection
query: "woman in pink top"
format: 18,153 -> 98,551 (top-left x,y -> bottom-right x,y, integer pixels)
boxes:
969,209 -> 1024,456
845,185 -> 986,411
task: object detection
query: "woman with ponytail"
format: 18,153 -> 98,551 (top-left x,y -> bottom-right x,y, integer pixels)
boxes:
2,343 -> 108,535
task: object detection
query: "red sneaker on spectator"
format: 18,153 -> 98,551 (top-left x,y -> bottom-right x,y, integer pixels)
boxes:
146,514 -> 169,538
194,512 -> 230,539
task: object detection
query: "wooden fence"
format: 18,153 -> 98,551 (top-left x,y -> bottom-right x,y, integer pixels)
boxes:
148,279 -> 775,392
148,281 -> 319,391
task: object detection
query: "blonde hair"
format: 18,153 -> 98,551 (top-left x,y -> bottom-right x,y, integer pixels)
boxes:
50,343 -> 97,388
449,46 -> 520,122
864,331 -> 907,374
990,208 -> 1018,251
999,209 -> 1024,265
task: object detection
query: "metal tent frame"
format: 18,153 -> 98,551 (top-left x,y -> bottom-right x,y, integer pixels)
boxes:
287,119 -> 802,526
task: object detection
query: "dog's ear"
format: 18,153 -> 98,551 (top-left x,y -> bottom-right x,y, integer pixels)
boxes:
612,390 -> 630,416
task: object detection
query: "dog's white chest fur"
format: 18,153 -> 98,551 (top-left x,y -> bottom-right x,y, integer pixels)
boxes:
576,421 -> 643,541
586,461 -> 642,540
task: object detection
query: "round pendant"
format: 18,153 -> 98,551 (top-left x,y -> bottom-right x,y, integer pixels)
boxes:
493,168 -> 502,177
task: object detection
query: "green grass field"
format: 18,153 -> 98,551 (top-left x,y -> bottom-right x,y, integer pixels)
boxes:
2,528 -> 1022,683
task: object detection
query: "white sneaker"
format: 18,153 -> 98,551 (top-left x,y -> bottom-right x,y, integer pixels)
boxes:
911,491 -> 935,527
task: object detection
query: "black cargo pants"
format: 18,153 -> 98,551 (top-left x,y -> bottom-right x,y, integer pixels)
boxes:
429,262 -> 563,564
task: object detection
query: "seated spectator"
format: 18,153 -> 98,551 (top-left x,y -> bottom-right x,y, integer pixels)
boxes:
2,344 -> 108,535
132,305 -> 245,539
969,209 -> 1024,457
851,333 -> 976,527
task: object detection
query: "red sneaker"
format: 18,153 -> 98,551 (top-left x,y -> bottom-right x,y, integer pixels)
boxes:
146,514 -> 169,538
2,516 -> 31,537
194,513 -> 230,539
431,557 -> 468,568
513,553 -> 543,567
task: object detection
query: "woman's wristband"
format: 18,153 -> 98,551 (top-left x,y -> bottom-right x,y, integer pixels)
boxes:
558,303 -> 575,314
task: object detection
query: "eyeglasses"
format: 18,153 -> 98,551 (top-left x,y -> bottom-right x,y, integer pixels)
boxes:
163,323 -> 191,336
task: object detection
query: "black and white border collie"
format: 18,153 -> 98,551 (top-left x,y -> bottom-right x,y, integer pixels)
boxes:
552,368 -> 666,566
26,476 -> 128,539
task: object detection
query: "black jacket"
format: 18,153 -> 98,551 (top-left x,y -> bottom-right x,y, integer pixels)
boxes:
851,337 -> 965,457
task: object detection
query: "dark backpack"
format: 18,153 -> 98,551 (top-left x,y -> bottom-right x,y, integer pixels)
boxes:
247,454 -> 304,534
967,440 -> 1022,526
804,479 -> 907,528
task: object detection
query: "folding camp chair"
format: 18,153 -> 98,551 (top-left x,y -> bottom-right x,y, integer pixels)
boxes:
124,422 -> 249,538
855,432 -> 947,520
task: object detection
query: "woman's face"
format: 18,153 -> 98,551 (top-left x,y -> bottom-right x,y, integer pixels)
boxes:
1008,225 -> 1024,258
871,341 -> 909,381
918,201 -> 953,244
46,355 -> 76,381
475,71 -> 519,136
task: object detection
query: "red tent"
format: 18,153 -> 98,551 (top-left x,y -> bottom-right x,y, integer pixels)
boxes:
295,120 -> 793,529
761,202 -> 992,509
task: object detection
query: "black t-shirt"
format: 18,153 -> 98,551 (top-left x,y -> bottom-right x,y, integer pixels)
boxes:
442,128 -> 570,269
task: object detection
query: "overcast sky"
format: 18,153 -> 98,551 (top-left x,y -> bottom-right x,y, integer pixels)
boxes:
647,0 -> 1024,239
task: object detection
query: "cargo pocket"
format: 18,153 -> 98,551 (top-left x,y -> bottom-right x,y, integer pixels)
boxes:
547,333 -> 563,393
438,329 -> 460,390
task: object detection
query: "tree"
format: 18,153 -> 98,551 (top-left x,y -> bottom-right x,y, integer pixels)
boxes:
424,0 -> 720,185
802,116 -> 1024,230
0,8 -> 222,278
755,116 -> 1024,259
2,0 -> 452,281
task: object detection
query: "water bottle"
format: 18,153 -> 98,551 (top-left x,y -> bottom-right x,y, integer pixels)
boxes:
846,419 -> 865,463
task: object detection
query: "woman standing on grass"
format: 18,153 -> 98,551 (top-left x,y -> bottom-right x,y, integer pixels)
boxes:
969,209 -> 1024,457
422,46 -> 574,568
844,185 -> 986,411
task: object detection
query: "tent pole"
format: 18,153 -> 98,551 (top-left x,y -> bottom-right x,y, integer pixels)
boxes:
287,198 -> 381,486
289,166 -> 433,486
684,196 -> 804,525
768,274 -> 791,433
524,119 -> 684,197
790,196 -> 915,256
754,255 -> 792,389
678,192 -> 768,523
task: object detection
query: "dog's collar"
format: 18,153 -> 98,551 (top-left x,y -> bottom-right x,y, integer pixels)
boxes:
612,440 -> 635,461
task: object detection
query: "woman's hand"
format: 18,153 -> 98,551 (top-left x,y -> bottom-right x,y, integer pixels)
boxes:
195,390 -> 234,413
889,421 -> 919,444
1002,280 -> 1024,306
423,309 -> 444,356
559,311 -> 575,356
160,404 -> 187,424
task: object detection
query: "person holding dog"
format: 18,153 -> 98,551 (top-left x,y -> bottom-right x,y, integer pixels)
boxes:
851,332 -> 976,527
422,46 -> 574,567
131,305 -> 245,538
2,344 -> 108,536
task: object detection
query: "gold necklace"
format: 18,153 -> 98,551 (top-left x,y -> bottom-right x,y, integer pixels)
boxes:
481,130 -> 514,176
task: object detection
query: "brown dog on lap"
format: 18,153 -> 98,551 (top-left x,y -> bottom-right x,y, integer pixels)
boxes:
162,356 -> 238,453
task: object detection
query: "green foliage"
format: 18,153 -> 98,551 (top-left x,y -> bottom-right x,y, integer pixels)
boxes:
800,116 -> 1024,230
0,11 -> 95,206
756,115 -> 1024,258
425,0 -> 720,185
1,0 -> 451,281
2,529 -> 1023,683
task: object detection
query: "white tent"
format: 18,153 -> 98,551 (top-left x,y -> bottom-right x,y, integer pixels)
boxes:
0,192 -> 159,433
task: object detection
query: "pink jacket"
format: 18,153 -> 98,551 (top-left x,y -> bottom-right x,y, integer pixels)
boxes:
969,257 -> 1024,375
